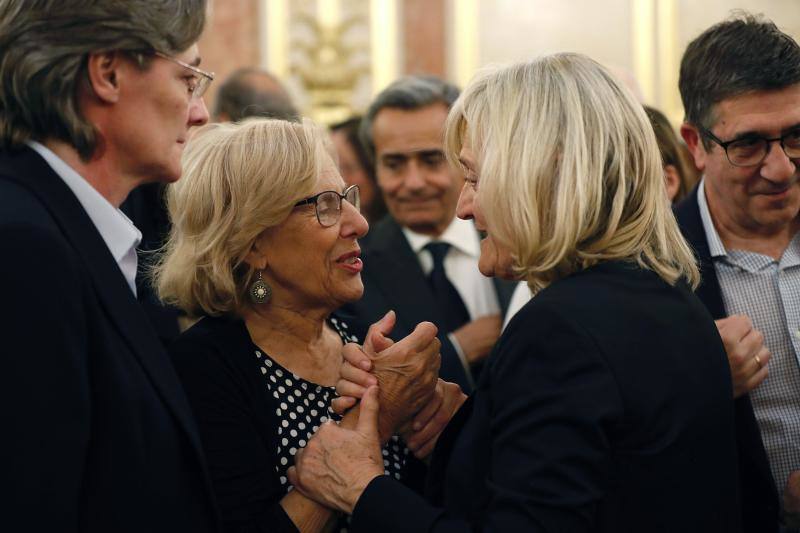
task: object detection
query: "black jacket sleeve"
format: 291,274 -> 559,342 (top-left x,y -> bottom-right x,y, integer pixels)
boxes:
351,306 -> 622,532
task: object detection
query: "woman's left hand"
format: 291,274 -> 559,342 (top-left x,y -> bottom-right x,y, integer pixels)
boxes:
288,386 -> 385,514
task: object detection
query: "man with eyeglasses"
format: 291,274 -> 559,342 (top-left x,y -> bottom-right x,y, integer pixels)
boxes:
675,13 -> 800,533
0,1 -> 219,531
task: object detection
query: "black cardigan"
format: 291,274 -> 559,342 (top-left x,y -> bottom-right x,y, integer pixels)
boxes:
170,314 -> 423,532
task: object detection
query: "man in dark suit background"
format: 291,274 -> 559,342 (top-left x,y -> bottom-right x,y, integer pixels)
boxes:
674,13 -> 800,533
0,1 -> 219,531
341,76 -> 515,392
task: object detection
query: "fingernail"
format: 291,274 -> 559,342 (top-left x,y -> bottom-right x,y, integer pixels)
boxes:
361,360 -> 372,371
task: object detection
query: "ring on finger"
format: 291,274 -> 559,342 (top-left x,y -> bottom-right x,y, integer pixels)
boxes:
754,354 -> 763,368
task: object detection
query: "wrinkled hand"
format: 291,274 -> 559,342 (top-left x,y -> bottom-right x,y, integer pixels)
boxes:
452,314 -> 502,364
331,311 -> 441,440
331,311 -> 395,414
288,386 -> 385,515
401,379 -> 467,459
716,315 -> 770,398
784,471 -> 800,528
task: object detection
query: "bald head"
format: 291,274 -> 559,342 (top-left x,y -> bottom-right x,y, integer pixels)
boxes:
214,68 -> 299,122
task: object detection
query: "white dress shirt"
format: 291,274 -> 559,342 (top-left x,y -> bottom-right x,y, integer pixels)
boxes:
28,141 -> 142,295
403,216 -> 501,320
502,281 -> 533,331
403,217 -> 501,383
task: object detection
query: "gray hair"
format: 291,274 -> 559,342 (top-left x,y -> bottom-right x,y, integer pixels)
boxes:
0,0 -> 207,159
213,67 -> 299,122
360,75 -> 460,162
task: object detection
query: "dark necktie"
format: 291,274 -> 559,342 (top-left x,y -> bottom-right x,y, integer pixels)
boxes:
424,241 -> 470,333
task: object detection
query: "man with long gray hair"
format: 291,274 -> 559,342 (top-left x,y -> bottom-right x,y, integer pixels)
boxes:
0,1 -> 219,531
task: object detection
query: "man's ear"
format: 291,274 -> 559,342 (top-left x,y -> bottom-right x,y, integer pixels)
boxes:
664,164 -> 681,202
85,51 -> 123,104
680,123 -> 707,172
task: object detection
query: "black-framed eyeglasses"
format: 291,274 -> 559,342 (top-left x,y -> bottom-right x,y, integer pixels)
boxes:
294,184 -> 360,227
154,51 -> 215,100
699,126 -> 800,167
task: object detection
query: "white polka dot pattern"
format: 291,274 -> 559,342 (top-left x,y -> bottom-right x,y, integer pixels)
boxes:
254,318 -> 409,531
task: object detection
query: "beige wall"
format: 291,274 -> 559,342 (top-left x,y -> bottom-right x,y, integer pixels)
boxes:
196,1 -> 800,122
459,0 -> 800,124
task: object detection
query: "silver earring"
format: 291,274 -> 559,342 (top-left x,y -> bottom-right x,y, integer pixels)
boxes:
249,270 -> 272,304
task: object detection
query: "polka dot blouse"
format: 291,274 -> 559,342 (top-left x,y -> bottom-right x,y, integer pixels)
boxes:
253,316 -> 409,529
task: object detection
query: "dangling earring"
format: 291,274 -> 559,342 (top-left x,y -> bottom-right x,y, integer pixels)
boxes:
249,270 -> 272,304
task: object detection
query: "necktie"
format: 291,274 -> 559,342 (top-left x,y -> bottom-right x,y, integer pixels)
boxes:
424,241 -> 470,333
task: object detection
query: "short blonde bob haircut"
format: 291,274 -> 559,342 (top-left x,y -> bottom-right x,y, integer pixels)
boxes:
444,53 -> 699,292
154,118 -> 333,317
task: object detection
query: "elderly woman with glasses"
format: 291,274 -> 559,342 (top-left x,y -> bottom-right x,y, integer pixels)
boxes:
286,54 -> 742,532
155,119 -> 442,532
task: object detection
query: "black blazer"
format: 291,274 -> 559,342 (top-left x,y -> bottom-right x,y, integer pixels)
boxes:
0,147 -> 219,532
350,261 -> 741,532
340,216 -> 516,392
675,185 -> 780,533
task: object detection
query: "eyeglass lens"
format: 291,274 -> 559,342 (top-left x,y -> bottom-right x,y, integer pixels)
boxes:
316,187 -> 361,227
727,131 -> 800,166
193,76 -> 211,99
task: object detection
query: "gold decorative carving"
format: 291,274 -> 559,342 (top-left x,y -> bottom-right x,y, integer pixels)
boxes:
290,0 -> 371,124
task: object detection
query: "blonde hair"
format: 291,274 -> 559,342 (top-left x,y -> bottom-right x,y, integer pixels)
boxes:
445,53 -> 699,293
154,118 -> 333,317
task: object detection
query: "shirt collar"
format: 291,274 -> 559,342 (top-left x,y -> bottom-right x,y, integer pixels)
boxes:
402,216 -> 481,258
696,176 -> 800,271
696,177 -> 728,259
27,141 -> 142,290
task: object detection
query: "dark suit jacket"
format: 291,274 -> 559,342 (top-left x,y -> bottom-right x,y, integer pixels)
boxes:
340,216 -> 516,392
350,261 -> 741,532
0,147 -> 219,532
675,185 -> 780,533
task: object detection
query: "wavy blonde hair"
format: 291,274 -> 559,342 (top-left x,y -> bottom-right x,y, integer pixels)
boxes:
444,53 -> 699,293
154,118 -> 333,317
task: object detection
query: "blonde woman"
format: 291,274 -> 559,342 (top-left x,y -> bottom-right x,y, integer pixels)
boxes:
287,54 -> 741,532
155,119 -> 441,532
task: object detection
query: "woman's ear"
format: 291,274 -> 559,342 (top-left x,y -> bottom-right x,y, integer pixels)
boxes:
244,233 -> 269,270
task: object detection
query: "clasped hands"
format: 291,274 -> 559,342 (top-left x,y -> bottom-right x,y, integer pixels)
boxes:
288,311 -> 466,514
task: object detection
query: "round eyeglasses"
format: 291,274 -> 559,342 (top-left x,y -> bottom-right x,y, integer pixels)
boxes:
700,126 -> 800,167
294,184 -> 361,227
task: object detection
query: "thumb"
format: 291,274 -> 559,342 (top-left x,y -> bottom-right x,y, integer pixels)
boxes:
364,310 -> 396,355
356,385 -> 381,439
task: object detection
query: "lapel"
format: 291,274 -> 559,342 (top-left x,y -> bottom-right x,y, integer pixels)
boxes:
0,148 -> 209,466
492,276 -> 517,316
365,217 -> 447,333
673,185 -> 726,319
674,183 -> 778,510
